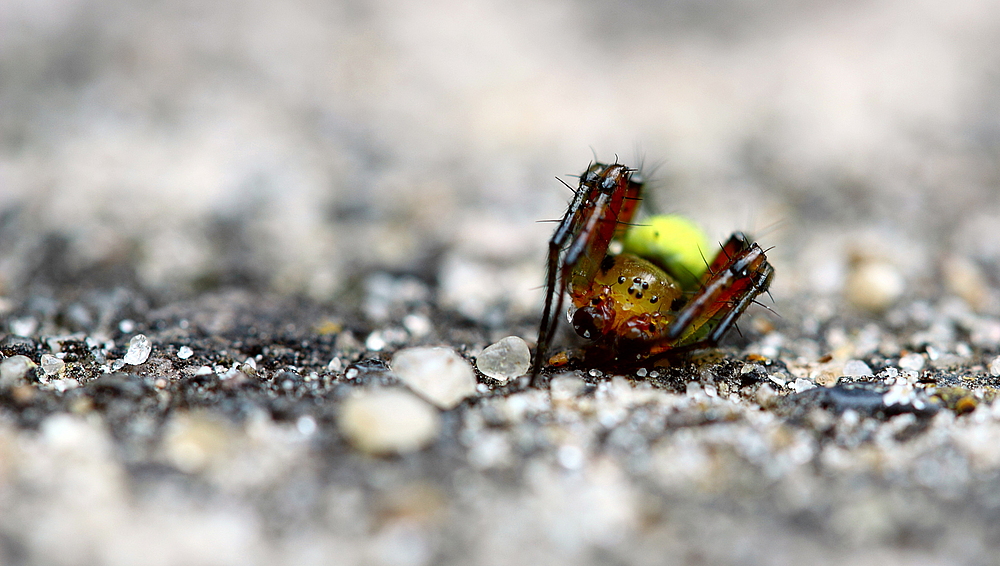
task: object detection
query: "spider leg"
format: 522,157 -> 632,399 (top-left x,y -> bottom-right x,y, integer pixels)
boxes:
532,193 -> 586,384
704,257 -> 773,344
532,162 -> 645,382
666,235 -> 774,346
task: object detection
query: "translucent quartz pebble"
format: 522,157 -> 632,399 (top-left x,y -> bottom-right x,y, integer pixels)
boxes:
123,334 -> 152,365
476,336 -> 531,383
40,354 -> 65,376
842,359 -> 873,377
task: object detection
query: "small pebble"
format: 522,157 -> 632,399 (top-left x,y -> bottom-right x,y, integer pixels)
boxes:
177,346 -> 194,360
990,356 -> 1000,377
792,378 -> 816,393
40,354 -> 65,376
9,317 -> 37,337
845,260 -> 904,312
365,332 -> 386,351
392,347 -> 477,409
296,415 -> 317,436
475,336 -> 530,383
402,314 -> 432,337
123,334 -> 152,365
842,359 -> 873,377
942,255 -> 989,311
338,388 -> 441,454
0,355 -> 35,387
557,445 -> 585,470
898,353 -> 925,372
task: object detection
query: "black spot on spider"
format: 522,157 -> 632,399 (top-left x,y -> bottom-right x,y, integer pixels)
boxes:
600,255 -> 617,274
618,276 -> 626,284
641,281 -> 649,290
633,277 -> 642,284
650,296 -> 659,304
670,297 -> 686,311
635,291 -> 643,299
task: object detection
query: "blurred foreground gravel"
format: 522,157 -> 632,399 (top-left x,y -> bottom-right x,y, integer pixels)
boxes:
4,0 -> 1000,564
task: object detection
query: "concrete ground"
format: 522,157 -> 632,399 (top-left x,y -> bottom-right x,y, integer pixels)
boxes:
3,0 -> 1000,564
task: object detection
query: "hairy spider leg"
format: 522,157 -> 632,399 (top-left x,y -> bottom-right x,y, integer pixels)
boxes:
531,163 -> 641,384
663,233 -> 773,347
532,179 -> 590,384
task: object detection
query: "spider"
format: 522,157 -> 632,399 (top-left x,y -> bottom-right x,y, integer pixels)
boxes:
530,160 -> 774,385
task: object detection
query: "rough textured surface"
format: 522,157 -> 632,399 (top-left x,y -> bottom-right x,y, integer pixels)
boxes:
3,0 -> 1000,565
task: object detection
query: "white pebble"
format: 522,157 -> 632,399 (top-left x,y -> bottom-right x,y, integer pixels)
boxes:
990,356 -> 1000,377
557,444 -> 585,470
791,378 -> 816,393
177,346 -> 194,360
296,415 -> 317,436
9,317 -> 37,337
402,314 -> 432,337
845,261 -> 904,312
0,355 -> 35,387
365,332 -> 386,351
338,388 -> 440,454
392,347 -> 477,409
842,359 -> 873,377
40,354 -> 65,376
475,336 -> 530,383
898,353 -> 925,372
123,334 -> 152,365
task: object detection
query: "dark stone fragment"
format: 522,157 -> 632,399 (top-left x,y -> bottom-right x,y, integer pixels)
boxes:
778,382 -> 940,422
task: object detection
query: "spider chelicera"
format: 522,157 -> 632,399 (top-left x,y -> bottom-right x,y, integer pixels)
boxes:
530,161 -> 774,385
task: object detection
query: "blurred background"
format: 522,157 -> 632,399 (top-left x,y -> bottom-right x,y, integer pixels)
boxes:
2,0 -> 1000,317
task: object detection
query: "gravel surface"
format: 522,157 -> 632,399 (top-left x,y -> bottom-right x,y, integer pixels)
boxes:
3,1 -> 1000,565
